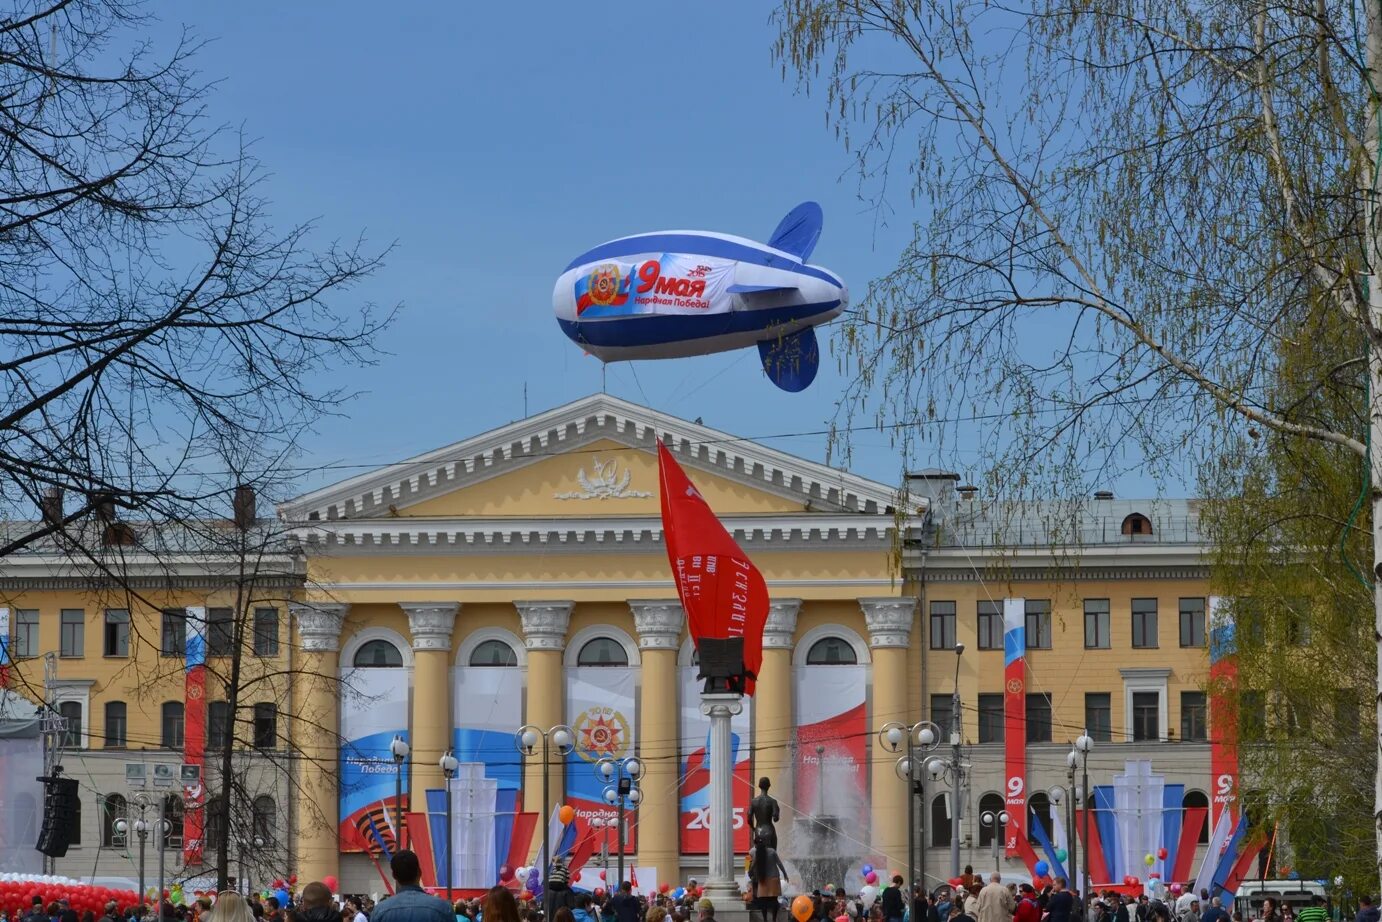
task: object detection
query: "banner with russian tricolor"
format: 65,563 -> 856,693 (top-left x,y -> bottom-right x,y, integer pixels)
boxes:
339,667 -> 410,853
1002,598 -> 1028,856
1208,598 -> 1239,829
0,606 -> 11,688
566,666 -> 638,852
183,606 -> 207,866
678,665 -> 753,854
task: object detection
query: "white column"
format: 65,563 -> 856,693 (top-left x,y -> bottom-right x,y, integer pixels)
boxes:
700,692 -> 745,906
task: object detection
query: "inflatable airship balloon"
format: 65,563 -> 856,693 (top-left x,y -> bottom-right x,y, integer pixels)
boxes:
553,202 -> 847,391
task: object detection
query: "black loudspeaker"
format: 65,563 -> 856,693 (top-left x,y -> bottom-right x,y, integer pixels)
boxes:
697,637 -> 750,694
36,772 -> 79,858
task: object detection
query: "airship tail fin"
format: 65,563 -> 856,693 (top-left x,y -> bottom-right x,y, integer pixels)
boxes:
758,326 -> 820,392
767,201 -> 824,262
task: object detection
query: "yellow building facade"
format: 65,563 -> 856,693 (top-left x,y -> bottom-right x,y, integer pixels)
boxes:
3,396 -> 1219,894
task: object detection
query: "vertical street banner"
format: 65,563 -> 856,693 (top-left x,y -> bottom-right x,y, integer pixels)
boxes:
678,666 -> 753,854
339,667 -> 411,852
183,606 -> 207,866
566,666 -> 638,852
1207,598 -> 1239,829
0,607 -> 10,688
793,664 -> 868,839
1003,597 -> 1028,856
451,666 -> 525,793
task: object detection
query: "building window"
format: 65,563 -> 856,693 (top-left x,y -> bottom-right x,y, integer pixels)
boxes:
1084,599 -> 1110,649
253,702 -> 278,750
804,637 -> 857,665
1181,691 -> 1207,741
207,701 -> 231,750
1027,792 -> 1052,844
58,701 -> 82,749
253,608 -> 279,656
1132,691 -> 1160,741
1131,598 -> 1158,649
161,610 -> 186,656
929,601 -> 956,650
101,794 -> 127,847
1182,790 -> 1210,843
103,610 -> 129,657
204,798 -> 224,851
977,601 -> 1002,650
1334,690 -> 1360,734
931,794 -> 951,848
576,637 -> 628,667
253,796 -> 277,843
931,694 -> 954,739
1026,693 -> 1053,742
14,609 -> 38,658
60,609 -> 84,658
1085,693 -> 1112,742
469,639 -> 518,667
977,792 -> 1006,846
1025,600 -> 1052,650
162,701 -> 185,749
1121,513 -> 1153,535
1179,598 -> 1206,647
353,639 -> 403,667
977,694 -> 1004,743
104,702 -> 127,748
161,796 -> 183,848
207,608 -> 233,657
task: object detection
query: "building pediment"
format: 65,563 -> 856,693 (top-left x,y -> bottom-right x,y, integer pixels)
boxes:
278,394 -> 909,526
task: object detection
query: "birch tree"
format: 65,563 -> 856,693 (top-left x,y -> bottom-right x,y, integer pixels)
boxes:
774,0 -> 1382,881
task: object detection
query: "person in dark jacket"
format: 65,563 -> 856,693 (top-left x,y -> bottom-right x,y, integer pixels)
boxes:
293,883 -> 341,922
1356,897 -> 1380,922
1045,880 -> 1074,922
880,878 -> 905,922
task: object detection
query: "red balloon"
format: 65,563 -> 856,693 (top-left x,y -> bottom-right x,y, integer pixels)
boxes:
599,871 -> 607,881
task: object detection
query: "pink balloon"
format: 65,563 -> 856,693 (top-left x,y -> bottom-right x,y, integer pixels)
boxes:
865,872 -> 878,885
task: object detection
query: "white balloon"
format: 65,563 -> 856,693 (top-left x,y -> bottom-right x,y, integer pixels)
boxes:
860,886 -> 879,909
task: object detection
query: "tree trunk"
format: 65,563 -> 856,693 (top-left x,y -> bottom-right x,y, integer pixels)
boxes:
1363,0 -> 1382,892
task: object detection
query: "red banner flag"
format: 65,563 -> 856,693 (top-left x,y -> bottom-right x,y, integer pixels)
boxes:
657,441 -> 768,694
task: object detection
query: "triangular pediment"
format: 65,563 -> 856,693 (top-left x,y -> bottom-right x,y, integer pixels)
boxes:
279,394 -> 906,524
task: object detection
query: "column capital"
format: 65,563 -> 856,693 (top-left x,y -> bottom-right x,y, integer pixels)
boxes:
629,600 -> 684,650
516,600 -> 573,651
860,597 -> 917,648
763,599 -> 802,649
400,601 -> 460,652
290,603 -> 348,653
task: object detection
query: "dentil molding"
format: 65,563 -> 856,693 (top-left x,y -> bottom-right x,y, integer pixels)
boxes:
763,599 -> 802,649
629,599 -> 684,650
401,601 -> 460,652
515,600 -> 574,651
860,597 -> 917,648
290,603 -> 349,653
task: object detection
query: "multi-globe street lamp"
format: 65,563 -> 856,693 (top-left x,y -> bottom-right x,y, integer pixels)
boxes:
877,719 -> 942,891
1074,731 -> 1094,906
596,756 -> 644,888
979,808 -> 1010,876
390,735 -> 410,851
515,724 -> 576,918
440,749 -> 460,901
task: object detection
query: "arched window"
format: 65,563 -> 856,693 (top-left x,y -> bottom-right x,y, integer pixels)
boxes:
204,798 -> 224,851
469,639 -> 518,667
930,793 -> 951,848
576,637 -> 628,667
977,792 -> 1006,847
1027,792 -> 1052,844
253,795 -> 276,843
101,794 -> 127,847
1121,513 -> 1153,536
1182,790 -> 1210,844
164,795 -> 184,848
162,701 -> 185,748
805,637 -> 857,665
353,639 -> 404,668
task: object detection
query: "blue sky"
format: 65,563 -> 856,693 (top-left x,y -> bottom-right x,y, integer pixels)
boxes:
145,4 -> 1153,497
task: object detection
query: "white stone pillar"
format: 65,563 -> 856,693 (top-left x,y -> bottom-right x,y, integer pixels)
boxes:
700,691 -> 745,908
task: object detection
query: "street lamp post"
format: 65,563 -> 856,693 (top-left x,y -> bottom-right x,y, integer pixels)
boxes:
390,735 -> 411,851
949,643 -> 966,878
1075,732 -> 1094,908
979,809 -> 1010,876
878,720 -> 942,891
440,750 -> 460,902
156,799 -> 169,916
596,756 -> 644,889
1063,746 -> 1080,893
515,724 -> 576,919
114,817 -> 149,903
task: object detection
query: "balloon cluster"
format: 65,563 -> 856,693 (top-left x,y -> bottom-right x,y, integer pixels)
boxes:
861,864 -> 878,886
0,875 -> 139,918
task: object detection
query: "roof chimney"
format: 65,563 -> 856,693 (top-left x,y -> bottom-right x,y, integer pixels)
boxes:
91,492 -> 116,523
233,484 -> 257,531
39,487 -> 64,526
906,469 -> 961,516
1094,490 -> 1114,500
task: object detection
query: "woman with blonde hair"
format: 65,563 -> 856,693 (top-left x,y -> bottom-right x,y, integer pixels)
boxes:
210,893 -> 256,922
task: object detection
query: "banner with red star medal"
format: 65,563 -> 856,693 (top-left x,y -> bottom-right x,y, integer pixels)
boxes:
566,666 -> 638,851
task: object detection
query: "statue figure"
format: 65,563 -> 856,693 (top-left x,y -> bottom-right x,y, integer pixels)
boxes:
749,776 -> 780,848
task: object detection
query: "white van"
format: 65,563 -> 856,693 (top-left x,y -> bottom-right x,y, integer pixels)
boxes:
1231,880 -> 1328,919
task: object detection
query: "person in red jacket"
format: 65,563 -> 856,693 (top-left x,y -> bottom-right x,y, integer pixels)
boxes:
1014,886 -> 1041,922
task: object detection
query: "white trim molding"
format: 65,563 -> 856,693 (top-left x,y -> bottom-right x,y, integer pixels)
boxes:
455,627 -> 527,668
564,624 -> 641,668
339,626 -> 414,671
792,623 -> 871,667
1121,667 -> 1172,743
51,679 -> 94,751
